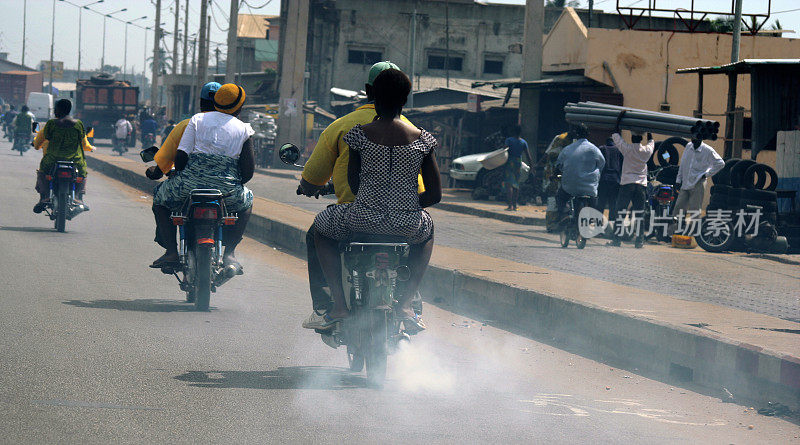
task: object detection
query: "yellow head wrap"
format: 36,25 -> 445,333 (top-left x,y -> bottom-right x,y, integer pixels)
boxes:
212,83 -> 246,115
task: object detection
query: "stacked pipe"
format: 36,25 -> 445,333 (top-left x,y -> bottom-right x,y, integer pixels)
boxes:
564,102 -> 720,141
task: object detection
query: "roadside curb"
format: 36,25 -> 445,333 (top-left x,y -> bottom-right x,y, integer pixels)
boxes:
435,201 -> 545,225
255,167 -> 300,181
87,154 -> 800,414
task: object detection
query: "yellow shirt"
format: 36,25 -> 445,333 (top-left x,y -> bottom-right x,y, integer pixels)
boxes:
154,118 -> 191,174
302,104 -> 424,204
33,130 -> 94,153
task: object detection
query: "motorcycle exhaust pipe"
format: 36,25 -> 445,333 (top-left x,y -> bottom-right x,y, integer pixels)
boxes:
395,265 -> 411,281
214,264 -> 238,287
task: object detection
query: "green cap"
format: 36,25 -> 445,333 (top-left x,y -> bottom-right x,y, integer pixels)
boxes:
367,61 -> 400,85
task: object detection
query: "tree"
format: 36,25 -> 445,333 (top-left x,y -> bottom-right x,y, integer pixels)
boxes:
709,15 -> 735,33
771,20 -> 783,31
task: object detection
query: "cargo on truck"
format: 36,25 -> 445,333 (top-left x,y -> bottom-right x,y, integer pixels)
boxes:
0,71 -> 44,108
75,73 -> 139,139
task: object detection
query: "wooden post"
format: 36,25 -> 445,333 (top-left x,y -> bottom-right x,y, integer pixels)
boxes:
723,72 -> 738,159
732,107 -> 744,159
694,73 -> 704,118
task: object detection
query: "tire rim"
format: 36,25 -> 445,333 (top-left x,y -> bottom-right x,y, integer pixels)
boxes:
701,224 -> 731,247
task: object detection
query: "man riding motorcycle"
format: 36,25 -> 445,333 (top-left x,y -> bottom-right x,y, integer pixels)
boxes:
297,61 -> 426,331
3,105 -> 18,139
12,105 -> 35,148
140,114 -> 158,146
32,99 -> 94,212
113,117 -> 133,152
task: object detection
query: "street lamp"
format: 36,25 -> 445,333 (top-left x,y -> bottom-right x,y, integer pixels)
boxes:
101,7 -> 127,72
124,16 -> 147,82
58,0 -> 104,80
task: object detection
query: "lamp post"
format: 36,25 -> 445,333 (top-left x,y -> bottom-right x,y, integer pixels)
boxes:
58,0 -> 104,80
101,7 -> 127,71
124,16 -> 147,82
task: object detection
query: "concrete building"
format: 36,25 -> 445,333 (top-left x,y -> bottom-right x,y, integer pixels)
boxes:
305,0 -> 527,109
236,14 -> 281,73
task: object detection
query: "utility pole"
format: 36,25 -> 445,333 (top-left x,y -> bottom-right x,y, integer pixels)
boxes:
731,0 -> 743,63
173,0 -> 179,74
191,37 -> 197,111
195,0 -> 209,112
724,0 -> 744,158
519,0 -> 544,161
206,14 -> 211,74
151,0 -> 162,109
275,0 -> 310,164
48,0 -> 56,95
182,0 -> 189,74
143,27 -> 148,99
225,0 -> 239,83
22,0 -> 27,67
409,2 -> 417,109
445,0 -> 450,88
215,47 -> 221,74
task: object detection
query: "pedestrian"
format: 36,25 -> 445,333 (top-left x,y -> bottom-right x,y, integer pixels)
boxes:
608,111 -> 655,249
504,125 -> 534,211
671,138 -> 725,234
596,137 -> 623,223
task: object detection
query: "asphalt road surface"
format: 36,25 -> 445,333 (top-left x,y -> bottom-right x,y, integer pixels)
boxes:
1,146 -> 798,443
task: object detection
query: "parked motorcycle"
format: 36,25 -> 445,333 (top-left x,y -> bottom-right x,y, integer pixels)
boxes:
280,143 -> 414,386
140,146 -> 242,311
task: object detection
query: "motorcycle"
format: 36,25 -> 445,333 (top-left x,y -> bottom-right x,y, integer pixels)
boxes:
42,161 -> 88,232
642,166 -> 679,242
140,146 -> 241,311
12,121 -> 35,156
141,132 -> 156,150
280,143 -> 415,386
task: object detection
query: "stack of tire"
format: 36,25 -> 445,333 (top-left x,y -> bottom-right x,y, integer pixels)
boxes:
703,159 -> 789,252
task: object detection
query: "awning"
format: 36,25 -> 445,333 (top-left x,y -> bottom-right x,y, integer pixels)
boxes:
676,59 -> 800,75
472,74 -> 611,90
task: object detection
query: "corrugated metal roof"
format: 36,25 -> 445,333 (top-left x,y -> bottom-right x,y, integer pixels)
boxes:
237,14 -> 278,39
472,74 -> 611,90
676,59 -> 800,75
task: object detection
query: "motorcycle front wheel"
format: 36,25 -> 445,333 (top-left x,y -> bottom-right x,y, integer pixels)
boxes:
194,244 -> 213,311
559,228 -> 570,248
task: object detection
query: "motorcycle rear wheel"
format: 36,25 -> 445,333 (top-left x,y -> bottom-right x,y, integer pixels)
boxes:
55,188 -> 68,233
576,232 -> 587,249
365,312 -> 388,388
347,345 -> 365,372
194,244 -> 213,311
559,228 -> 570,248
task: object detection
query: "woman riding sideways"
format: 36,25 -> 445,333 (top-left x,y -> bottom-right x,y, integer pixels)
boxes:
32,99 -> 94,213
312,68 -> 442,330
150,83 -> 255,271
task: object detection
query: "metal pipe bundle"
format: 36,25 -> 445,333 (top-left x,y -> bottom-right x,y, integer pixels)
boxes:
564,102 -> 719,140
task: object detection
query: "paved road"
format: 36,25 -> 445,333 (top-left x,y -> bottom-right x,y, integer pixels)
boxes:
2,143 -> 799,442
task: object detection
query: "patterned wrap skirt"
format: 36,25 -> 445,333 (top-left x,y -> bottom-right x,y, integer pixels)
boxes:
153,153 -> 253,213
504,156 -> 522,190
314,203 -> 434,245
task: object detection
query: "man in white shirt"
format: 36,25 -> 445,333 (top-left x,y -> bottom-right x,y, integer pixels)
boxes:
609,111 -> 655,248
671,138 -> 725,233
114,117 -> 132,149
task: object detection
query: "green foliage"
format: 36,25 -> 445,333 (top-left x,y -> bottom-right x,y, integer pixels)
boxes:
709,16 -> 735,33
546,0 -> 581,8
771,20 -> 783,31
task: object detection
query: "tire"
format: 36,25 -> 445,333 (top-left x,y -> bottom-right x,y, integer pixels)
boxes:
194,244 -> 213,311
655,165 -> 679,185
741,189 -> 777,201
365,312 -> 388,388
712,159 -> 741,186
739,200 -> 778,213
710,184 -> 732,195
576,233 -> 587,249
742,164 -> 778,191
696,219 -> 736,253
656,137 -> 684,167
729,160 -> 757,188
90,73 -> 115,85
560,228 -> 569,247
55,187 -> 68,233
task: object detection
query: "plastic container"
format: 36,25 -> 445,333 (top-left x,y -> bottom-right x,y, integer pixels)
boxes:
478,147 -> 508,170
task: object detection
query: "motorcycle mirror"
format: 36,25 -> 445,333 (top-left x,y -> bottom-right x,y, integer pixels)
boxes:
139,145 -> 159,163
279,143 -> 301,165
31,121 -> 39,132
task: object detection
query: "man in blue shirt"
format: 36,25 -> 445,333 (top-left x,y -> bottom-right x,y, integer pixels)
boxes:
140,114 -> 158,144
503,125 -> 533,211
555,124 -> 605,219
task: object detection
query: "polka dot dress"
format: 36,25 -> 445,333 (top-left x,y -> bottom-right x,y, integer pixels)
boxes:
314,125 -> 436,244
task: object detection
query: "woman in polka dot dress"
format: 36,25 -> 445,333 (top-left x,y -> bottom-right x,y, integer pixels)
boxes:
313,68 -> 442,325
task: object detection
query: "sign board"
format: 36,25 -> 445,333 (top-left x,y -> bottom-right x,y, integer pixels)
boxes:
282,98 -> 297,117
39,60 -> 64,79
264,104 -> 280,119
467,93 -> 481,113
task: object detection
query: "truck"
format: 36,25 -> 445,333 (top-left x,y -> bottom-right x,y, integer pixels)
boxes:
27,92 -> 53,121
75,74 -> 139,139
0,71 -> 44,108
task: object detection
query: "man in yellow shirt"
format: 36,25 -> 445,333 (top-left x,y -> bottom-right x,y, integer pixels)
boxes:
146,82 -> 221,265
299,62 -> 425,330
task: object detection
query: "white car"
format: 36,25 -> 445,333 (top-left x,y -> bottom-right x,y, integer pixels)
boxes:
449,151 -> 530,184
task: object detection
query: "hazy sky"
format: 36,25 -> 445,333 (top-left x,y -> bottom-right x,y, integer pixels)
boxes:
0,0 -> 797,80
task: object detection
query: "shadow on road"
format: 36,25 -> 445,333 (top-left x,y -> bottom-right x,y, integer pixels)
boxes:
63,298 -> 202,312
0,226 -> 55,233
174,367 -> 366,390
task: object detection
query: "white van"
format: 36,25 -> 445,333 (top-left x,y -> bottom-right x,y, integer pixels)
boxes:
27,92 -> 54,121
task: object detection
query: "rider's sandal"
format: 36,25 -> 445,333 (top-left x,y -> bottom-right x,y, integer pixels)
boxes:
402,314 -> 427,335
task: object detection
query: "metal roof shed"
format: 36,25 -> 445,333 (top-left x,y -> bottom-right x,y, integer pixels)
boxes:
677,59 -> 800,160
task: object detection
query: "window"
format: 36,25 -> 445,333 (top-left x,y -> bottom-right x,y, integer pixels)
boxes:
427,54 -> 463,71
348,49 -> 383,65
483,58 -> 504,75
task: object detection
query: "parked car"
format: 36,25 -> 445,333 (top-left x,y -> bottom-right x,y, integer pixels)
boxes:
450,150 -> 530,203
450,151 -> 530,185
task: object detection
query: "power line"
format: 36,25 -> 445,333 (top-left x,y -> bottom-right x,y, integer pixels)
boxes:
240,0 -> 274,9
773,7 -> 800,14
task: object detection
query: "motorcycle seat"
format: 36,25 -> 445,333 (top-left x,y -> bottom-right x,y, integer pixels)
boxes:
348,232 -> 409,244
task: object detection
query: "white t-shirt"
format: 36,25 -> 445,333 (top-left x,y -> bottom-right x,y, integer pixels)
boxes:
177,111 -> 254,159
115,119 -> 132,139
